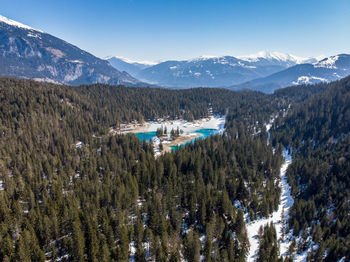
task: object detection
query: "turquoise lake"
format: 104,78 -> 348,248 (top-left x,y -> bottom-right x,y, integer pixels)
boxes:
136,129 -> 218,151
136,131 -> 157,142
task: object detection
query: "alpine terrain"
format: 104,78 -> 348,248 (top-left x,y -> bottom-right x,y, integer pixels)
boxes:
0,14 -> 141,86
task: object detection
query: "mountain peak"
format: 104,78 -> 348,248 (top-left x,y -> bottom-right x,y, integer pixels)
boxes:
0,14 -> 43,32
238,51 -> 313,64
313,55 -> 340,69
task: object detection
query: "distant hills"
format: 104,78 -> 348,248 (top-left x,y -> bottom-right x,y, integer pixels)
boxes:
0,14 -> 142,86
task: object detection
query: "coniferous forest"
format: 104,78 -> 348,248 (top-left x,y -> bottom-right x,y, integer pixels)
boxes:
0,76 -> 350,262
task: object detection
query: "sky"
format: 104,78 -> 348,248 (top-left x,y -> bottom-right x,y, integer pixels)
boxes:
1,0 -> 350,62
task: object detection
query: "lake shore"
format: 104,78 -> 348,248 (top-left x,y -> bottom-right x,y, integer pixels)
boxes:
109,115 -> 225,157
111,115 -> 226,135
161,133 -> 203,153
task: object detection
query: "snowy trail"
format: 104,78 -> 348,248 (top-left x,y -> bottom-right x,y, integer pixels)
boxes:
246,149 -> 293,261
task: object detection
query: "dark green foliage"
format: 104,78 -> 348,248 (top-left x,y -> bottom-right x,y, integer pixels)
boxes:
272,75 -> 350,261
257,223 -> 279,262
0,77 -> 284,261
0,75 -> 340,261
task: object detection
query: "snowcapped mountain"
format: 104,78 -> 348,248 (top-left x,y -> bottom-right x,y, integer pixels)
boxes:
238,51 -> 316,65
0,14 -> 142,86
233,54 -> 350,93
108,51 -> 315,88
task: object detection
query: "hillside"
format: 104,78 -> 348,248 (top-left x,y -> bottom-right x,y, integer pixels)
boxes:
0,75 -> 349,261
0,77 -> 286,261
0,14 -> 141,86
270,75 -> 350,261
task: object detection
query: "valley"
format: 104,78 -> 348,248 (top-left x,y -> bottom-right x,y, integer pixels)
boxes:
0,70 -> 350,262
0,4 -> 349,262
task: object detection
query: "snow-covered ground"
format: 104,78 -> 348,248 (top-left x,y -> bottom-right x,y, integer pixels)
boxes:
129,241 -> 136,262
146,115 -> 225,134
246,149 -> 293,261
265,116 -> 276,146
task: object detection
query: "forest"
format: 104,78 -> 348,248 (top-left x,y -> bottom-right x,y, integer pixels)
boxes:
0,76 -> 349,261
270,76 -> 350,261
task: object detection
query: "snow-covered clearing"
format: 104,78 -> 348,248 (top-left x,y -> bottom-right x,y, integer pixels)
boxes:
141,114 -> 225,134
246,149 -> 293,261
114,115 -> 225,135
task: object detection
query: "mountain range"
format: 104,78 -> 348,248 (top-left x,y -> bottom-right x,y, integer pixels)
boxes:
107,53 -> 350,92
107,52 -> 319,89
0,14 -> 141,86
232,54 -> 350,93
0,14 -> 349,93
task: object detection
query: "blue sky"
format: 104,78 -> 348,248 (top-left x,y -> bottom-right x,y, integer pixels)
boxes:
1,0 -> 349,62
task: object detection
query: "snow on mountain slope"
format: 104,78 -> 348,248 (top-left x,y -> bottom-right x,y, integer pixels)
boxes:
232,54 -> 350,93
0,14 -> 43,32
0,14 -> 142,86
238,51 -> 315,65
292,75 -> 328,85
313,55 -> 339,69
109,52 -> 311,88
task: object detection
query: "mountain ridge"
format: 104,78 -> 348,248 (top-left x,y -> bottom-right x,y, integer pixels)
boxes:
232,54 -> 350,93
108,51 -> 314,88
0,14 -> 143,86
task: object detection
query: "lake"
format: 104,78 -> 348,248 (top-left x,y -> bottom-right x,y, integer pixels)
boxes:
136,129 -> 219,151
136,131 -> 157,142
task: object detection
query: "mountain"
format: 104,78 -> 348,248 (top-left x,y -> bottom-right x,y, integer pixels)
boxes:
238,50 -> 317,65
0,14 -> 141,86
108,51 -> 314,88
233,54 -> 350,93
106,56 -> 154,78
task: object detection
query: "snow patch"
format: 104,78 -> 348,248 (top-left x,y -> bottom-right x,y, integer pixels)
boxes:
27,32 -> 41,39
45,47 -> 65,59
75,141 -> 83,149
64,64 -> 83,82
238,61 -> 256,68
292,75 -> 328,85
129,241 -> 136,262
